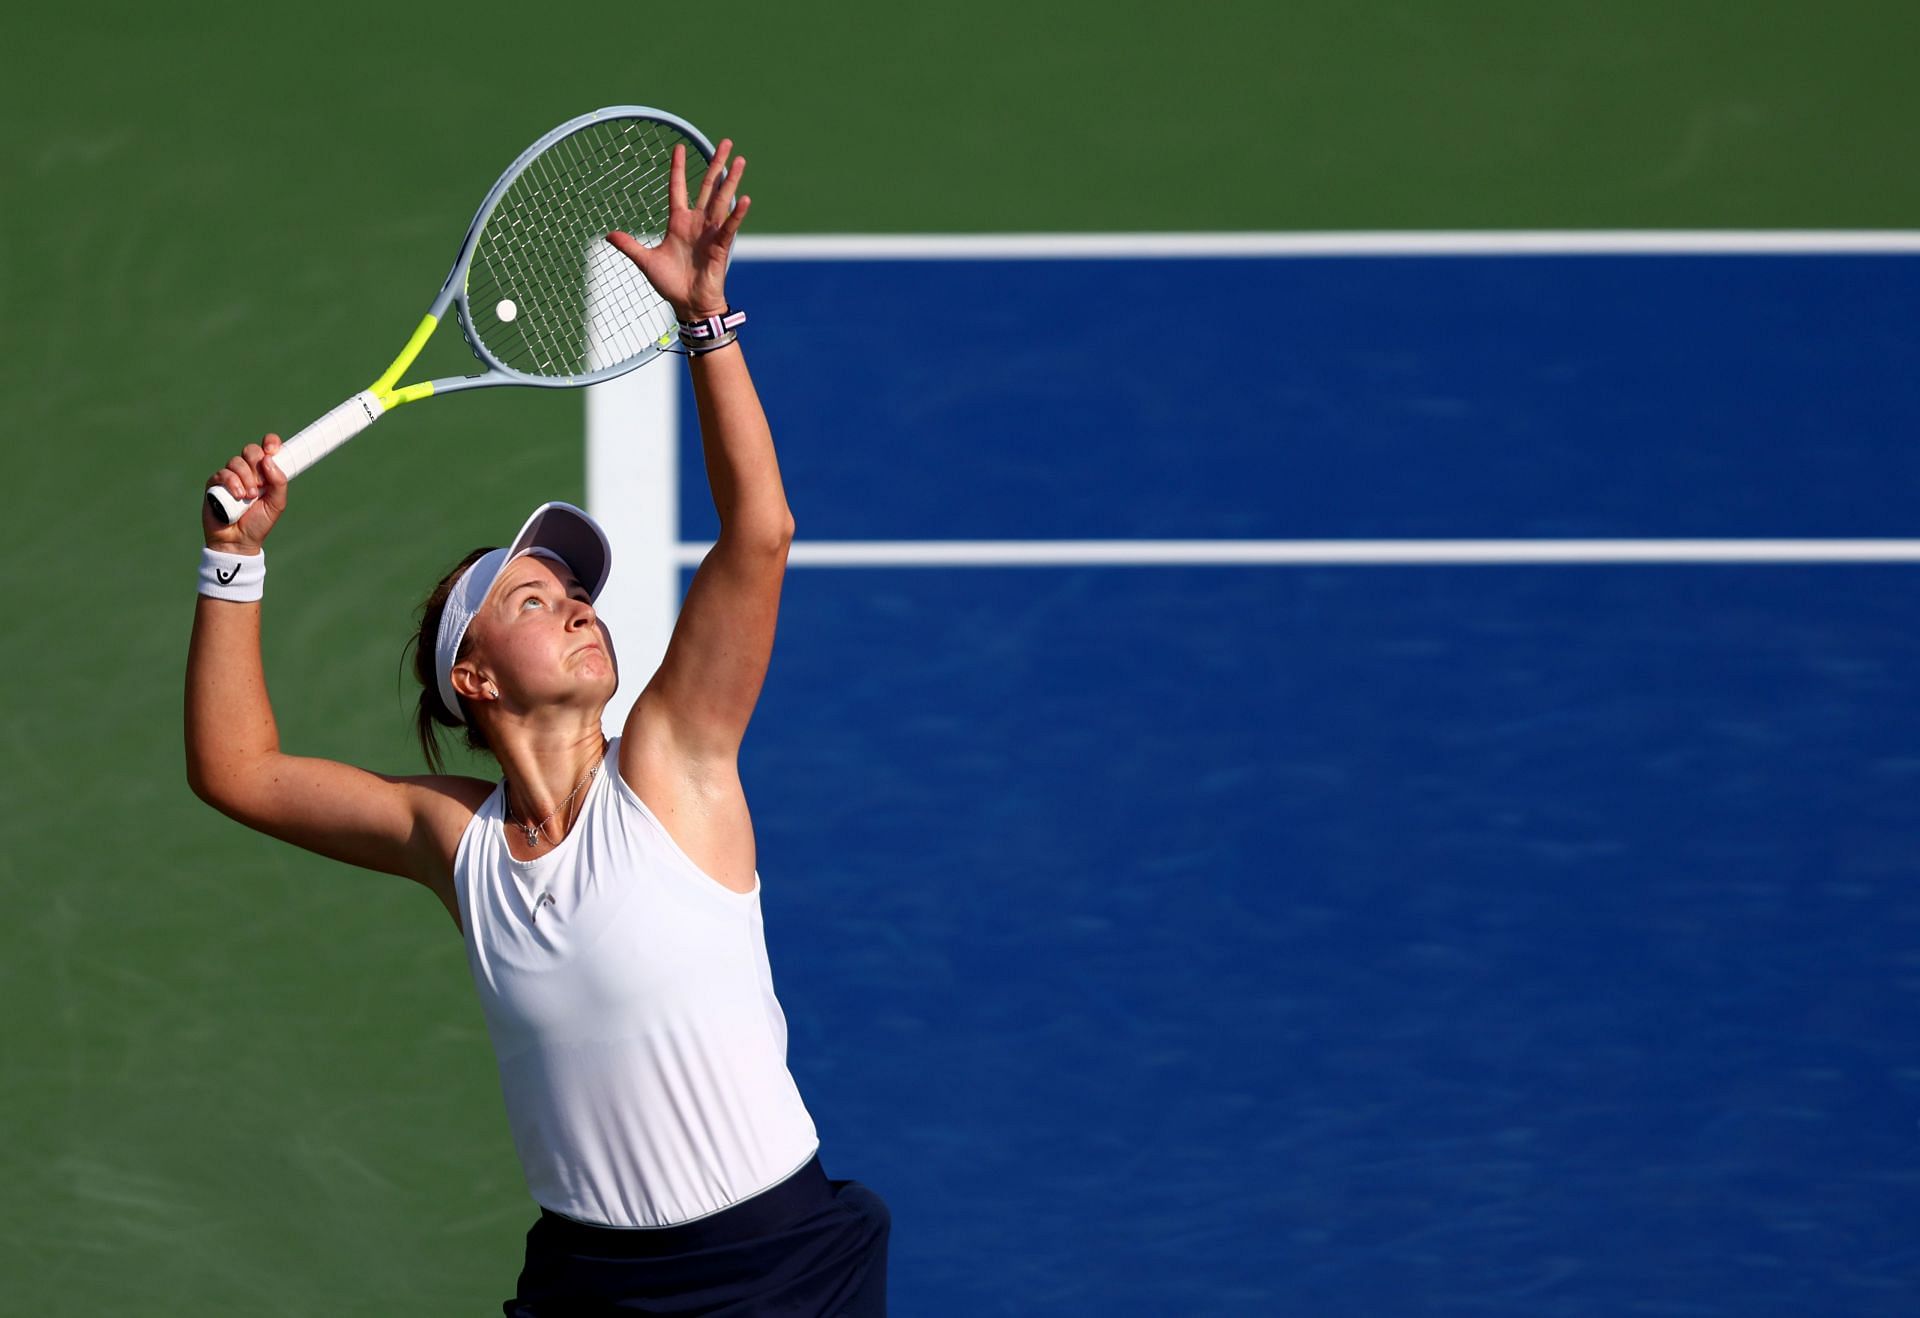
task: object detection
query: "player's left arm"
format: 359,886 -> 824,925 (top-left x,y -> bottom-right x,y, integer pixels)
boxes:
606,140 -> 793,768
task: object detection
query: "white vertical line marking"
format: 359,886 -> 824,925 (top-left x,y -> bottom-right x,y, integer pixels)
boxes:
586,360 -> 680,734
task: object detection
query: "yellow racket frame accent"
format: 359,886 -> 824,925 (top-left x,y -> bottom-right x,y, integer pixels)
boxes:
370,313 -> 442,407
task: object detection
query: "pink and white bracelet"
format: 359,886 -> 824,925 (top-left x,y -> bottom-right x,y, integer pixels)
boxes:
677,308 -> 746,355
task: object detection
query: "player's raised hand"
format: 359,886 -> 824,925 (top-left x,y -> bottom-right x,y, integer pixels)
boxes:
605,139 -> 749,321
203,435 -> 288,550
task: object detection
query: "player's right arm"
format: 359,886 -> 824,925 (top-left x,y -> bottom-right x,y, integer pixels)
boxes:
184,436 -> 482,929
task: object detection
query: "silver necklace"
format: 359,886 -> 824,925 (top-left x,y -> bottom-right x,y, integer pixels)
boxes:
506,750 -> 601,849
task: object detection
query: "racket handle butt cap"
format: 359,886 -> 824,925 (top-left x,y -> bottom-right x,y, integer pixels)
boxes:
206,484 -> 252,526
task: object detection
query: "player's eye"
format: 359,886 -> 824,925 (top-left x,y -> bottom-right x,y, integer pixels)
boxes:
521,596 -> 543,611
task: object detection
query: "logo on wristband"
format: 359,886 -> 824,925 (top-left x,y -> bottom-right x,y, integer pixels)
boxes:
216,564 -> 242,585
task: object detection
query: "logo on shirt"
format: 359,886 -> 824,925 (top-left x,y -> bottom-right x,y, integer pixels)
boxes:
532,891 -> 557,923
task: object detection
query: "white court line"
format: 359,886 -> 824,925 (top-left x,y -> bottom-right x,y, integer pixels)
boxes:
734,231 -> 1920,261
674,540 -> 1920,568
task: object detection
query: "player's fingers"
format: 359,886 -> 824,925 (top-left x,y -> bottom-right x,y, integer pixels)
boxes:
605,230 -> 647,266
610,231 -> 665,276
694,140 -> 731,211
709,156 -> 745,221
607,232 -> 668,292
243,443 -> 269,493
228,453 -> 263,498
259,456 -> 289,507
668,143 -> 688,213
718,193 -> 751,241
260,437 -> 288,490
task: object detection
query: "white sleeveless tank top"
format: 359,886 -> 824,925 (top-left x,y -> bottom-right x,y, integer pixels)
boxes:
452,738 -> 820,1228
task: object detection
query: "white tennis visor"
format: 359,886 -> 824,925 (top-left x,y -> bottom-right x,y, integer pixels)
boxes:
433,501 -> 613,724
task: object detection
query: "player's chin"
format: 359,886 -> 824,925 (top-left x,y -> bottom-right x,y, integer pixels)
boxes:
567,652 -> 619,701
570,644 -> 614,677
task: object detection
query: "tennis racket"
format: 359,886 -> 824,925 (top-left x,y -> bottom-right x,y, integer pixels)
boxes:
206,105 -> 716,525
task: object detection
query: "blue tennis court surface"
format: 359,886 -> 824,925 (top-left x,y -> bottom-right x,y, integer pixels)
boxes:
674,250 -> 1920,1314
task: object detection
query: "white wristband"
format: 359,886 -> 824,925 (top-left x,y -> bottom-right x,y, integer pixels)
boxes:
200,547 -> 265,602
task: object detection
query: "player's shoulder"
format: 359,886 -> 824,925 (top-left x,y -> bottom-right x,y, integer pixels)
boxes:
404,776 -> 492,933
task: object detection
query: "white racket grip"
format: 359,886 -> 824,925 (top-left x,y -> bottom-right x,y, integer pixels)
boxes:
205,390 -> 387,525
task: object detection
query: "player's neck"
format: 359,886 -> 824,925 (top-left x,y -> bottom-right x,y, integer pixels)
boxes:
493,718 -> 607,830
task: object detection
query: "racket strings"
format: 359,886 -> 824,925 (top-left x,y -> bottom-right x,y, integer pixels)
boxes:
510,147 -> 616,373
487,121 -> 676,369
488,125 -> 671,372
468,117 -> 703,378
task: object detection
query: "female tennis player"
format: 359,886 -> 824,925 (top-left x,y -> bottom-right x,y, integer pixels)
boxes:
185,141 -> 890,1316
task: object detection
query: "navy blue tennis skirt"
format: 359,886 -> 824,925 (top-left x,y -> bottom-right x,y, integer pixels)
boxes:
502,1153 -> 889,1316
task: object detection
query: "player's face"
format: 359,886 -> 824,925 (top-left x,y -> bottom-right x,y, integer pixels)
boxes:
467,554 -> 616,713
